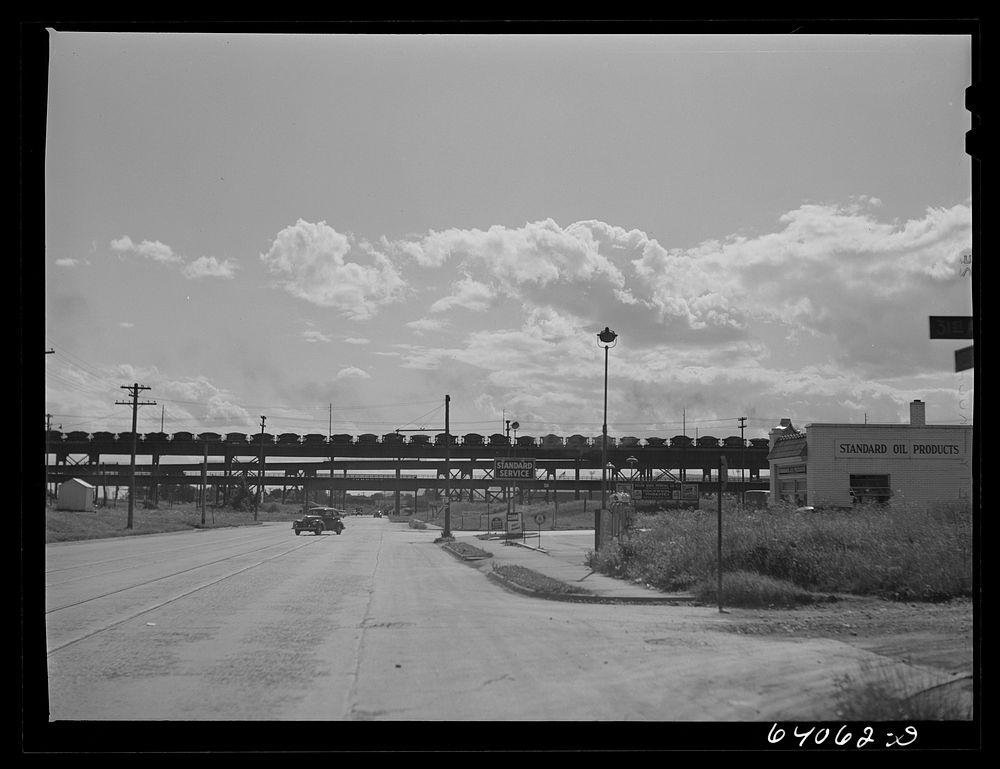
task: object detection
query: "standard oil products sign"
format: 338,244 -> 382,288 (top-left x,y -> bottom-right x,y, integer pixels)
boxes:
836,440 -> 964,459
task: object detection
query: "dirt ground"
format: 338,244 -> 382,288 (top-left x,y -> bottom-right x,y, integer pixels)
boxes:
712,595 -> 975,679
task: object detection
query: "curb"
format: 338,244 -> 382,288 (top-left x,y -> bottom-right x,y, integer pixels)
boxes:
485,569 -> 697,605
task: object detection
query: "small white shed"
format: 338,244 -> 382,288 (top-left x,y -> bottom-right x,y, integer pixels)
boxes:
57,478 -> 96,512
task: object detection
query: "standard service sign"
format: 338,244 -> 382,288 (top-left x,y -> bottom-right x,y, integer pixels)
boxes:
494,458 -> 536,480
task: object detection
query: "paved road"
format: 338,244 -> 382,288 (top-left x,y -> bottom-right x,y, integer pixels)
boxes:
42,518 -> 957,724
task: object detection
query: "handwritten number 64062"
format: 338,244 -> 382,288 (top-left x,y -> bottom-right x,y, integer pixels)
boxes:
767,723 -> 890,748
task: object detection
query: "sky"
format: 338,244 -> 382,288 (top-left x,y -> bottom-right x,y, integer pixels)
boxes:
40,31 -> 976,444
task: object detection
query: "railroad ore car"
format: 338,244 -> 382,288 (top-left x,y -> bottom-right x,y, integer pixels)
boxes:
723,436 -> 746,448
278,433 -> 301,445
434,433 -> 453,446
516,435 -> 537,447
748,438 -> 770,449
91,431 -> 116,442
45,430 -> 65,443
566,434 -> 589,448
488,433 -> 509,447
226,432 -> 248,443
117,431 -> 140,443
462,433 -> 485,446
172,432 -> 194,442
357,433 -> 379,444
697,436 -> 720,447
382,432 -> 404,444
304,434 -> 329,444
198,432 -> 222,442
329,434 -> 353,444
540,434 -> 564,449
592,436 -> 617,448
644,436 -> 667,447
409,434 -> 431,445
65,431 -> 90,441
618,436 -> 640,448
254,433 -> 276,444
670,435 -> 694,447
144,432 -> 168,442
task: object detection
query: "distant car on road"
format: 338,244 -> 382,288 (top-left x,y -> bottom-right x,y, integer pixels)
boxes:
293,508 -> 345,535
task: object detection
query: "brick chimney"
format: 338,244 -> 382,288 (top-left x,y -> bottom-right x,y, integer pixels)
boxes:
909,400 -> 926,426
768,418 -> 796,450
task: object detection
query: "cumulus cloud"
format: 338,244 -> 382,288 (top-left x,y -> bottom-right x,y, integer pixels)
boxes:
110,235 -> 238,280
429,276 -> 494,313
181,255 -> 238,280
302,329 -> 331,343
111,236 -> 182,264
344,337 -> 370,345
370,199 -> 971,432
406,318 -> 450,335
260,219 -> 406,320
335,366 -> 371,380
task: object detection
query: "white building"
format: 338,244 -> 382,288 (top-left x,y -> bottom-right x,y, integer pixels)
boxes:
56,477 -> 96,512
768,400 -> 973,508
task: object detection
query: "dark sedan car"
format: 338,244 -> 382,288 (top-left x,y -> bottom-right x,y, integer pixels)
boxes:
293,509 -> 345,535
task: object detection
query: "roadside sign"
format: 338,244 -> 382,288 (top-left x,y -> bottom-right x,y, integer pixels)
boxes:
490,516 -> 503,531
929,316 -> 973,339
956,345 -> 974,372
630,481 -> 675,500
506,511 -> 522,534
533,513 -> 546,525
494,458 -> 536,480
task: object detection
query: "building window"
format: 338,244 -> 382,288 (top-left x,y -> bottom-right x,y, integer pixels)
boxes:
849,474 -> 891,504
778,478 -> 807,505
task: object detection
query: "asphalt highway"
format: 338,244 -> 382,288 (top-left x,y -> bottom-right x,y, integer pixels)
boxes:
41,517 -> 959,730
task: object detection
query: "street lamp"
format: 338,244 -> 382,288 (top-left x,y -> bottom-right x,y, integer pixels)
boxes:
596,326 -> 618,550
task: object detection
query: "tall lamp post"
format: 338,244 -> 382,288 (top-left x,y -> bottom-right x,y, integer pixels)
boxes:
596,326 -> 618,550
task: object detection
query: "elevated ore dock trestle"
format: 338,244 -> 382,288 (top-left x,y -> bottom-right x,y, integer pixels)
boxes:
44,431 -> 770,508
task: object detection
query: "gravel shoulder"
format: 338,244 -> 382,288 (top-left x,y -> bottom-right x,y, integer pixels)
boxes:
442,540 -> 974,681
708,595 -> 974,678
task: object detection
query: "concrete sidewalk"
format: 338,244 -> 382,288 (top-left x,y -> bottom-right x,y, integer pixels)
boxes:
447,528 -> 696,604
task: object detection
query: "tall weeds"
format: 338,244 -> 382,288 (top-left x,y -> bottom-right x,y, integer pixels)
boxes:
588,500 -> 973,600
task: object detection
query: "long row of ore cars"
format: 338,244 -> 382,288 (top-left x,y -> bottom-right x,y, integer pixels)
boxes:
47,430 -> 770,449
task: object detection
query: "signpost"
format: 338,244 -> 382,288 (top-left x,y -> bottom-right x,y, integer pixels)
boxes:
930,316 -> 974,372
496,459 -> 534,540
929,316 -> 973,339
955,346 -> 974,372
534,512 -> 545,545
494,458 -> 536,480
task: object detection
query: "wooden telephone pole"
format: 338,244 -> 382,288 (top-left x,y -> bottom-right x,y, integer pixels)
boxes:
115,383 -> 156,529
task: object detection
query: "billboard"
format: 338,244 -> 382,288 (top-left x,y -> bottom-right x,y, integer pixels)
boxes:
494,458 -> 536,480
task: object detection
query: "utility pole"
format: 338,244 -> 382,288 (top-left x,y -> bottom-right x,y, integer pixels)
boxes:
257,415 -> 266,520
201,440 -> 208,525
442,395 -> 452,539
505,419 -> 511,520
45,414 -> 52,508
115,383 -> 156,529
738,416 -> 747,506
45,348 -> 55,505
